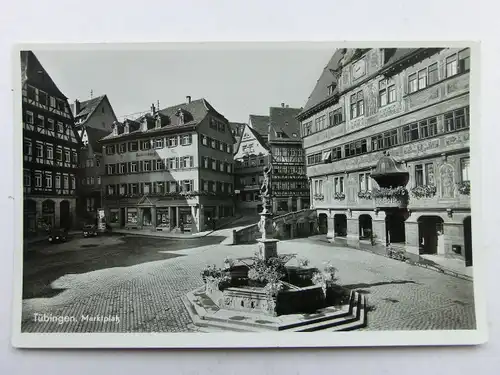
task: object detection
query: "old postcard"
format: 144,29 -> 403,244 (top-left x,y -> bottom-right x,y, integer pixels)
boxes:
11,42 -> 486,348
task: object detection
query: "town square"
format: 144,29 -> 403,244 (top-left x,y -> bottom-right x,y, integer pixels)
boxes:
19,46 -> 474,334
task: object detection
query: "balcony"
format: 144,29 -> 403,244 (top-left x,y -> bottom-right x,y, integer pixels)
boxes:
373,187 -> 409,209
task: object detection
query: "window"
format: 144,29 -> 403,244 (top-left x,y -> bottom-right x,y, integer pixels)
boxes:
55,174 -> 61,188
408,73 -> 418,93
47,118 -> 55,131
38,91 -> 48,106
35,172 -> 42,187
418,69 -> 427,90
444,107 -> 469,132
56,99 -> 65,112
119,143 -> 127,153
226,144 -> 232,154
57,121 -> 64,133
218,122 -> 225,132
303,121 -> 312,136
379,81 -> 387,107
314,115 -> 326,132
71,175 -> 76,189
64,150 -> 70,162
212,159 -> 217,170
128,141 -> 138,152
45,172 -> 52,189
143,160 -> 151,172
107,185 -> 115,195
181,134 -> 192,146
107,164 -> 115,175
428,63 -> 438,85
220,162 -> 225,172
27,86 -> 36,100
97,176 -> 101,185
55,147 -> 62,161
219,142 -> 225,152
143,183 -> 151,194
90,177 -> 94,185
119,163 -> 126,174
415,163 -> 435,186
35,114 -> 44,127
155,159 -> 164,171
458,49 -> 470,73
334,177 -> 344,194
152,138 -> 163,149
350,91 -> 364,119
50,96 -> 56,108
168,137 -> 178,147
202,156 -> 208,168
201,135 -> 208,146
23,170 -> 31,187
96,158 -> 101,167
307,153 -> 322,165
402,123 -> 419,143
378,78 -> 396,107
358,173 -> 372,192
46,144 -> 53,159
25,111 -> 34,124
181,156 -> 193,168
383,130 -> 399,149
461,158 -> 470,182
344,140 -> 367,157
210,118 -> 218,130
328,108 -> 344,127
71,151 -> 78,164
182,180 -> 193,192
332,146 -> 342,160
446,54 -> 458,77
36,142 -> 43,158
63,175 -> 69,189
314,179 -> 323,195
106,145 -> 116,155
419,117 -> 438,139
24,139 -> 32,155
141,140 -> 151,150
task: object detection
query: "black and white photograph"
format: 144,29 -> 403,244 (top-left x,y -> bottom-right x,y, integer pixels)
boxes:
11,43 -> 484,348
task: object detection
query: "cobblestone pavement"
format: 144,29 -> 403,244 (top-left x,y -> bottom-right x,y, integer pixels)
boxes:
21,235 -> 476,333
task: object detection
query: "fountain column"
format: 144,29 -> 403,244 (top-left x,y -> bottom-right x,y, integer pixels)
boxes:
257,165 -> 279,260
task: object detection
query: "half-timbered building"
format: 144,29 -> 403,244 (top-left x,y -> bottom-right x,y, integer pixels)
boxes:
268,104 -> 310,214
21,51 -> 81,235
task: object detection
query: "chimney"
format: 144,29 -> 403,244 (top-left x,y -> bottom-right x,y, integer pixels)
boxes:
186,95 -> 191,104
72,99 -> 81,116
281,103 -> 285,108
151,103 -> 156,115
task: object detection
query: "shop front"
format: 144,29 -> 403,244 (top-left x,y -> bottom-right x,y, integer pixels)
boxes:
156,208 -> 170,229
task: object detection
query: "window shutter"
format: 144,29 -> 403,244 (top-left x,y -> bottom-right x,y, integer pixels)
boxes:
189,156 -> 193,167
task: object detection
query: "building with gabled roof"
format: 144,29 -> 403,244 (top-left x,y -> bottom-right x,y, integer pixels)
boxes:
233,123 -> 270,215
248,115 -> 270,140
298,48 -> 471,267
70,94 -> 118,221
267,104 -> 309,213
99,96 -> 235,233
21,51 -> 82,236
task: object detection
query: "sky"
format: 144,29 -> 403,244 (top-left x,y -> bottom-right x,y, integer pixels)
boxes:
32,46 -> 334,123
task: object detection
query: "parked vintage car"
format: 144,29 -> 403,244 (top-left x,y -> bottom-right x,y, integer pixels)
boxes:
83,224 -> 98,238
48,228 -> 68,243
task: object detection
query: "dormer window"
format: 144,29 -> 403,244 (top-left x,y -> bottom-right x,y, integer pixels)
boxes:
112,122 -> 118,136
176,109 -> 185,125
327,83 -> 336,96
155,115 -> 162,129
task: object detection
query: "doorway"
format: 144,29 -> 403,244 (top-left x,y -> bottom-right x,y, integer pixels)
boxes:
385,210 -> 407,244
60,200 -> 70,229
418,216 -> 444,255
334,214 -> 347,237
359,214 -> 373,240
318,213 -> 328,235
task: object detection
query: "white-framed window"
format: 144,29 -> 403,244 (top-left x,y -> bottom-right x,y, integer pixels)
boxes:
182,180 -> 193,192
129,162 -> 137,173
35,114 -> 44,127
203,180 -> 209,191
154,138 -> 164,149
226,144 -> 232,153
71,151 -> 78,164
90,177 -> 95,185
64,149 -> 70,162
350,91 -> 364,119
128,141 -> 138,152
201,135 -> 208,146
181,134 -> 192,146
106,144 -> 116,155
428,63 -> 439,85
141,140 -> 151,150
55,174 -> 61,188
50,96 -> 56,108
358,172 -> 372,192
63,175 -> 69,189
379,78 -> 396,107
408,73 -> 418,93
119,143 -> 127,153
415,163 -> 435,186
119,163 -> 126,174
461,158 -> 470,182
219,142 -> 225,152
334,176 -> 345,194
418,69 -> 427,90
226,163 -> 231,173
143,160 -> 151,172
36,142 -> 43,158
212,159 -> 217,170
446,54 -> 458,77
55,147 -> 62,161
46,144 -> 53,159
57,121 -> 64,133
97,176 -> 101,185
119,184 -> 126,195
313,179 -> 323,195
107,164 -> 115,175
71,175 -> 76,189
155,159 -> 164,170
168,137 -> 178,147
202,156 -> 209,168
34,171 -> 42,187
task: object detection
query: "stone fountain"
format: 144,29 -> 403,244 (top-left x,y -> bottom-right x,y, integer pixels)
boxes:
182,165 -> 368,332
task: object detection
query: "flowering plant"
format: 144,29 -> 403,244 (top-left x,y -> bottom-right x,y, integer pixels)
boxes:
334,192 -> 346,200
298,258 -> 310,267
313,194 -> 324,201
223,257 -> 235,269
247,257 -> 286,285
410,185 -> 437,199
372,186 -> 408,199
357,191 -> 372,199
458,181 -> 470,195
